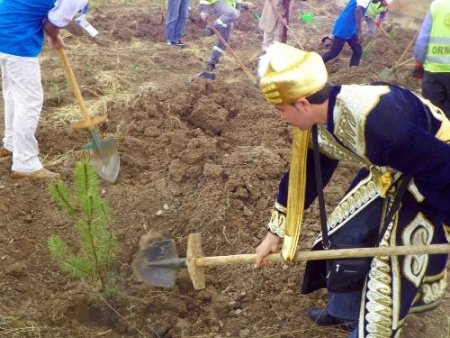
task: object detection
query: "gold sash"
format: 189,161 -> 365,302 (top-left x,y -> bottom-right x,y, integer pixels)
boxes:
282,128 -> 310,260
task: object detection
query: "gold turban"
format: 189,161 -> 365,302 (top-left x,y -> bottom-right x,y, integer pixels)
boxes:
258,43 -> 328,105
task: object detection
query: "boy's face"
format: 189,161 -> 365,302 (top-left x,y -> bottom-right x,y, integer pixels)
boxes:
275,101 -> 317,130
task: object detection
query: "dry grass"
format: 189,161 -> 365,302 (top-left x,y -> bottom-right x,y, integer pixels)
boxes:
0,316 -> 44,338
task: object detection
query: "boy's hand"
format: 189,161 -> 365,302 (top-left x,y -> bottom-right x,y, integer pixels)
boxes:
412,63 -> 424,79
254,232 -> 281,268
47,35 -> 65,49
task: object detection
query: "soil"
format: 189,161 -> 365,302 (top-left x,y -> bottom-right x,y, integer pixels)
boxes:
0,1 -> 448,338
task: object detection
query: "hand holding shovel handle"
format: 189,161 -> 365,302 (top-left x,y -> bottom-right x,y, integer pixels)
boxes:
133,233 -> 450,290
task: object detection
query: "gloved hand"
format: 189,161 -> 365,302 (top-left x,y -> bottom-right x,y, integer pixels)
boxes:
413,63 -> 424,79
375,19 -> 382,28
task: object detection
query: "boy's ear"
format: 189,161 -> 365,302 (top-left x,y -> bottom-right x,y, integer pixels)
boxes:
295,98 -> 311,110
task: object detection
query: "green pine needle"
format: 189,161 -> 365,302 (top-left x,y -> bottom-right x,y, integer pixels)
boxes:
47,159 -> 118,297
48,180 -> 77,214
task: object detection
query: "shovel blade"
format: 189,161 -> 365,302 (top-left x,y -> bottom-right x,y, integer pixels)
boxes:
132,239 -> 180,288
378,67 -> 394,81
84,138 -> 120,183
91,150 -> 120,183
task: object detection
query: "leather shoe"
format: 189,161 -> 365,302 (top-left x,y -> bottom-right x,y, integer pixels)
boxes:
308,307 -> 356,331
0,147 -> 12,157
11,168 -> 60,180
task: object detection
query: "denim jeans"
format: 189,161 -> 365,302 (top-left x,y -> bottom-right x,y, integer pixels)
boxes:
165,0 -> 190,42
326,196 -> 383,320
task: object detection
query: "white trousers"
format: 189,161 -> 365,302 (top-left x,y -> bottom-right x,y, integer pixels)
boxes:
0,52 -> 44,172
262,28 -> 284,51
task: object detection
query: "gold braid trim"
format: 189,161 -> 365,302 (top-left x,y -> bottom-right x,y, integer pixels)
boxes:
267,202 -> 287,238
364,208 -> 397,337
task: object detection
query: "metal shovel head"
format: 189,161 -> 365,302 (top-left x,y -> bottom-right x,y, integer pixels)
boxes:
378,67 -> 394,81
186,71 -> 216,84
132,239 -> 180,288
83,134 -> 120,183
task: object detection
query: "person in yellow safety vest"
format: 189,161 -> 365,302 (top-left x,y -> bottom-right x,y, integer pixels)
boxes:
363,0 -> 391,38
198,0 -> 249,79
414,0 -> 450,118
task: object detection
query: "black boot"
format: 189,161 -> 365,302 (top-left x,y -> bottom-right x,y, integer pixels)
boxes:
198,70 -> 216,80
308,307 -> 356,331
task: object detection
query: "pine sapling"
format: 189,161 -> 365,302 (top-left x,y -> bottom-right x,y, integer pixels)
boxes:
48,157 -> 119,298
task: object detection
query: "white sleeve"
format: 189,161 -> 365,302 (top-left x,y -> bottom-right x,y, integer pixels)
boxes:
47,0 -> 89,28
356,0 -> 371,8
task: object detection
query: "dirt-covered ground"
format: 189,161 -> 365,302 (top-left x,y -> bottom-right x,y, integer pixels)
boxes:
0,0 -> 448,337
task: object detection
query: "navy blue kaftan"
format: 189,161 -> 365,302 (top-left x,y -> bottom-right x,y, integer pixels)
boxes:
275,84 -> 450,337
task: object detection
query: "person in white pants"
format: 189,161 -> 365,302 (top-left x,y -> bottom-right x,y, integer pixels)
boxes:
0,0 -> 89,179
259,0 -> 291,51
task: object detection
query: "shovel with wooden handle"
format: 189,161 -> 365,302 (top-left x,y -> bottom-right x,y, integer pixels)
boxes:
57,48 -> 120,183
132,233 -> 450,290
378,32 -> 418,81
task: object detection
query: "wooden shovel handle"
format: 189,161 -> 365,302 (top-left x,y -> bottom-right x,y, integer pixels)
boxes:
267,0 -> 304,49
208,25 -> 258,85
195,244 -> 450,267
57,47 -> 91,123
394,32 -> 418,69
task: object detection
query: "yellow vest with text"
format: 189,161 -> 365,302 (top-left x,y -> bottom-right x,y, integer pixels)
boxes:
426,0 -> 450,73
365,2 -> 387,19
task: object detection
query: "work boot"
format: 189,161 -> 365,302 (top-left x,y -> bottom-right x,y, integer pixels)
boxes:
198,71 -> 216,80
11,168 -> 60,180
308,307 -> 356,331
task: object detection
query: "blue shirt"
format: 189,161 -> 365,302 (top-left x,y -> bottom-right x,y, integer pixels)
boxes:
0,0 -> 57,57
414,11 -> 432,64
332,0 -> 371,40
